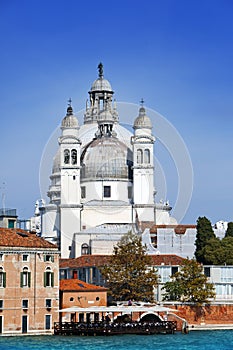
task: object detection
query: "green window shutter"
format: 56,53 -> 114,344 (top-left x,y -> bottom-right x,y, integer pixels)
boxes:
44,272 -> 47,287
51,272 -> 54,287
51,256 -> 54,263
20,272 -> 23,287
28,272 -> 31,288
44,255 -> 46,262
3,272 -> 6,288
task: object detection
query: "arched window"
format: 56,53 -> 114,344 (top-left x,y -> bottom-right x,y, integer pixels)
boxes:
20,267 -> 31,287
71,149 -> 77,165
0,267 -> 6,288
44,267 -> 54,287
137,149 -> 143,164
64,149 -> 70,164
81,243 -> 89,255
144,149 -> 150,164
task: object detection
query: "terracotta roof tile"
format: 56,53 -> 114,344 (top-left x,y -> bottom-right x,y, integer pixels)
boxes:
60,254 -> 184,268
60,278 -> 108,292
60,255 -> 111,268
0,228 -> 58,249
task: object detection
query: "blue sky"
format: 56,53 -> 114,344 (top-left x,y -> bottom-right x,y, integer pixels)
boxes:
0,0 -> 232,224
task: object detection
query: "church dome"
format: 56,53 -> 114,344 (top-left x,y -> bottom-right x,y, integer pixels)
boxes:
134,106 -> 152,129
81,136 -> 133,181
90,77 -> 113,92
61,106 -> 79,128
52,150 -> 60,174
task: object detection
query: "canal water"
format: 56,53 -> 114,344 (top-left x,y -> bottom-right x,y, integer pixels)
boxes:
0,330 -> 233,350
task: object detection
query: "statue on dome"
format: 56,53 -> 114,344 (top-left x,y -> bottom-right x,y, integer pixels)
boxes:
98,62 -> 104,78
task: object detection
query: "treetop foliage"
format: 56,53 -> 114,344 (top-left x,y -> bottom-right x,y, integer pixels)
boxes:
195,217 -> 233,265
225,222 -> 233,238
100,231 -> 158,303
162,259 -> 215,305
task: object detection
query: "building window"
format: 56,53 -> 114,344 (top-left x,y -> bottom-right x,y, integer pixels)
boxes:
144,149 -> 150,164
81,243 -> 89,255
22,299 -> 28,309
44,255 -> 54,262
81,186 -> 86,199
171,266 -> 178,276
221,267 -> 233,283
104,186 -> 111,198
22,254 -> 29,262
44,268 -> 54,287
46,299 -> 52,308
70,297 -> 74,302
0,300 -> 3,309
73,175 -> 76,180
0,268 -> 6,288
20,267 -> 31,287
8,219 -> 15,228
45,315 -> 51,330
137,149 -> 143,164
128,186 -> 132,199
204,267 -> 211,278
159,267 -> 171,283
0,254 -> 3,262
96,297 -> 100,301
71,149 -> 77,165
64,149 -> 70,164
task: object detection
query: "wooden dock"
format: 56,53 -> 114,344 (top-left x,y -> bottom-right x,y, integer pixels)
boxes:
54,320 -> 177,336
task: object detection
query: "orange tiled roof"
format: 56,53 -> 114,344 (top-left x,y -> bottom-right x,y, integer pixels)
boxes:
0,228 -> 58,249
60,278 -> 108,292
60,254 -> 184,268
60,255 -> 111,268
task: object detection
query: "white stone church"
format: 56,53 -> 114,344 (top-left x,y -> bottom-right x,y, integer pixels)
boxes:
39,63 -> 177,258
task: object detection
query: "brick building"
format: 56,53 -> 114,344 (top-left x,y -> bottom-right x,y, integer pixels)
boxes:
60,278 -> 108,322
0,228 -> 59,335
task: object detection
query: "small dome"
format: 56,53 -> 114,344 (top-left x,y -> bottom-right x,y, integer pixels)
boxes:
91,77 -> 113,92
98,109 -> 114,123
52,150 -> 60,174
133,106 -> 152,129
61,106 -> 79,128
81,137 -> 133,181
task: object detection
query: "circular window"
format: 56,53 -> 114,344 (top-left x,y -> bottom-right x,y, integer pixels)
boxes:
96,297 -> 100,301
70,297 -> 74,301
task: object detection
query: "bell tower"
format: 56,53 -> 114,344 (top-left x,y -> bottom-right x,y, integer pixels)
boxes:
59,101 -> 82,258
131,103 -> 156,222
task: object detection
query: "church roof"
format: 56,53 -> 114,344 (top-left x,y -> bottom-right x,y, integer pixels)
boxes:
80,136 -> 133,181
61,105 -> 79,129
0,228 -> 58,249
134,106 -> 152,130
90,77 -> 113,92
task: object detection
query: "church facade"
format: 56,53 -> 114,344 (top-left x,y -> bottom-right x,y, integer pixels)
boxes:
40,64 -> 176,258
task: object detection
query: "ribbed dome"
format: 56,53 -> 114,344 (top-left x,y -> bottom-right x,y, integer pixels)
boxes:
134,106 -> 152,129
81,137 -> 133,181
61,106 -> 79,128
90,77 -> 112,92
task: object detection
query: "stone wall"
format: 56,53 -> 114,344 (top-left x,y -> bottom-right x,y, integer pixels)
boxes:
165,304 -> 233,326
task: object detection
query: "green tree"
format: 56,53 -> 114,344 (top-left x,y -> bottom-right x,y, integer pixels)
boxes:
162,259 -> 215,305
101,231 -> 158,302
202,236 -> 233,265
202,237 -> 222,265
195,216 -> 216,263
225,222 -> 233,238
